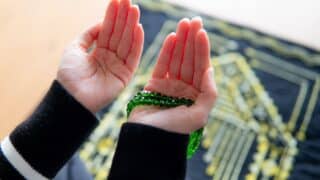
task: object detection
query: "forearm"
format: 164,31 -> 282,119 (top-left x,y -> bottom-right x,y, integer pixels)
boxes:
0,81 -> 98,179
108,123 -> 189,180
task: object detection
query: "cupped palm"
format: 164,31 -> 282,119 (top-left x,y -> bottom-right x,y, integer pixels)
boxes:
57,0 -> 144,113
129,17 -> 218,134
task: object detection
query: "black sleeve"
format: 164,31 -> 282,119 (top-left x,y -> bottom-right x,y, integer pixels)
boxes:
0,80 -> 99,179
108,122 -> 189,180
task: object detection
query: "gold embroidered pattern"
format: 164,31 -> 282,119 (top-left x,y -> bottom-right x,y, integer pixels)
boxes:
80,1 -> 320,179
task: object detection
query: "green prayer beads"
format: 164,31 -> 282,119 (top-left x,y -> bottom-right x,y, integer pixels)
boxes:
127,91 -> 203,159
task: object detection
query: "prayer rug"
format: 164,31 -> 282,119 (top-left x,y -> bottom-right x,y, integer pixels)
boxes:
80,0 -> 320,179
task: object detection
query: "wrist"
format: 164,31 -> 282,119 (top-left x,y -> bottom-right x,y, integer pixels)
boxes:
126,91 -> 203,158
72,93 -> 101,114
56,78 -> 104,114
128,106 -> 161,123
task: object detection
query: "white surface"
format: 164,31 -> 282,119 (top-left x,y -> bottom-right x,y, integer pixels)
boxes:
166,0 -> 320,50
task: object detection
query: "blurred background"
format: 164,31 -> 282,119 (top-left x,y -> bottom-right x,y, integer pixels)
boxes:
0,0 -> 319,138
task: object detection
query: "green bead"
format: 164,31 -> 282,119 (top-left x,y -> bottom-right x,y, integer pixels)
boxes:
187,128 -> 204,159
127,91 -> 201,158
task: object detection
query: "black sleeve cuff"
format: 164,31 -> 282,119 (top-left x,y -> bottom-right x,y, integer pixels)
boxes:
0,148 -> 25,180
108,122 -> 189,180
9,80 -> 99,178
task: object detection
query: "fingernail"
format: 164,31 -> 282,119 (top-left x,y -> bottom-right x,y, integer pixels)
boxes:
193,16 -> 202,22
169,32 -> 176,36
132,4 -> 139,10
181,17 -> 190,23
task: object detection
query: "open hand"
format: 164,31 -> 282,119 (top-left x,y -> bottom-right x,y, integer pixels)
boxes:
57,0 -> 144,113
129,18 -> 217,134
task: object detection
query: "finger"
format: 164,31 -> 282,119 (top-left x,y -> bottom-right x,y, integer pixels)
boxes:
168,18 -> 190,79
97,0 -> 119,48
180,17 -> 203,84
152,32 -> 176,78
109,0 -> 131,51
193,29 -> 211,90
117,5 -> 140,60
75,22 -> 101,51
125,24 -> 144,72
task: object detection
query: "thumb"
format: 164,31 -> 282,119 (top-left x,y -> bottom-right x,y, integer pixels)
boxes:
194,67 -> 218,112
73,22 -> 102,52
181,67 -> 217,131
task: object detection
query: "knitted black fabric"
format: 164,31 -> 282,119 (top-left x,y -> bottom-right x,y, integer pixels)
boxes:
0,81 -> 190,180
108,123 -> 189,180
8,81 -> 99,178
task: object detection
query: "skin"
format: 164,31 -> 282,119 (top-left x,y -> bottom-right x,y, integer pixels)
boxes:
129,17 -> 218,134
57,0 -> 144,113
57,0 -> 217,134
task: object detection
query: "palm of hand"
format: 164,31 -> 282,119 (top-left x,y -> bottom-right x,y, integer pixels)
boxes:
58,47 -> 129,114
129,18 -> 217,134
144,18 -> 203,100
57,0 -> 143,113
145,78 -> 199,100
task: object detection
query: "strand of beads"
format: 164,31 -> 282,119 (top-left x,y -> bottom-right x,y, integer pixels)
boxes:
126,91 -> 202,158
